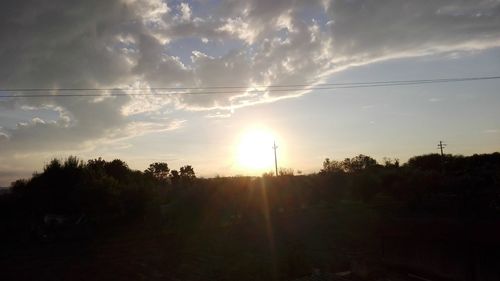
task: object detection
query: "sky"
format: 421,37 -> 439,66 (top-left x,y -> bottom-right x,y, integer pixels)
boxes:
1,0 -> 500,185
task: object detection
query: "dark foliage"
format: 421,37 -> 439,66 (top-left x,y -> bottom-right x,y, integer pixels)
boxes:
2,157 -> 198,223
145,162 -> 170,182
2,153 -> 500,224
1,153 -> 500,280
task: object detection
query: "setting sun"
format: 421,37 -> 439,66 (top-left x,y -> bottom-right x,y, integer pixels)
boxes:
236,128 -> 276,172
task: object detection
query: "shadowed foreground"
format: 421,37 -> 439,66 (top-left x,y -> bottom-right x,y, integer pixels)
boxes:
1,153 -> 500,280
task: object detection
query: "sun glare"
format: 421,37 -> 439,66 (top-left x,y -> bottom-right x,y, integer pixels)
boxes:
237,128 -> 276,172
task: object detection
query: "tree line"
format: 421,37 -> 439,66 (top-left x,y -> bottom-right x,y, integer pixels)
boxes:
1,152 -> 500,229
2,157 -> 196,221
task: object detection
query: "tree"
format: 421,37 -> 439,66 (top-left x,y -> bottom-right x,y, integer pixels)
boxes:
170,169 -> 180,186
105,159 -> 130,182
44,158 -> 62,173
87,157 -> 107,173
383,157 -> 400,168
279,167 -> 294,176
341,154 -> 378,173
145,162 -> 170,182
179,165 -> 196,182
262,171 -> 275,177
320,158 -> 344,174
406,154 -> 443,171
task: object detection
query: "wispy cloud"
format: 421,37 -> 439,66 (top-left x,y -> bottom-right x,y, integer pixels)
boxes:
0,0 -> 499,182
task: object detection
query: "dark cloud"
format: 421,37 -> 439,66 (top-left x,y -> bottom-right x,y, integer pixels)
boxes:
0,0 -> 135,89
328,0 -> 500,59
1,0 -> 500,184
0,0 -> 182,158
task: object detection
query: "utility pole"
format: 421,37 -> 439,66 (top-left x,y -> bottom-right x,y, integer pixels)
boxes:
272,141 -> 278,176
437,140 -> 446,156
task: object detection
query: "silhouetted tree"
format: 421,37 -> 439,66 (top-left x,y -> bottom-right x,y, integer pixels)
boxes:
320,158 -> 344,174
383,157 -> 400,168
5,151 -> 500,238
105,159 -> 130,182
170,169 -> 180,186
180,165 -> 196,183
10,179 -> 28,193
406,154 -> 446,171
342,154 -> 378,173
145,162 -> 170,182
279,167 -> 294,176
87,157 -> 107,174
262,171 -> 275,177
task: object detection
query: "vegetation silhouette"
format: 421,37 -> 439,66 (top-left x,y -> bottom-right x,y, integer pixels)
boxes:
1,152 -> 500,280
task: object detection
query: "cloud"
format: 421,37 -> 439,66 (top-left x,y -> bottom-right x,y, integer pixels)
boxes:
3,0 -> 498,110
1,0 -> 500,183
160,0 -> 500,110
179,2 -> 192,22
326,0 -> 500,61
0,0 -> 180,160
0,131 -> 9,141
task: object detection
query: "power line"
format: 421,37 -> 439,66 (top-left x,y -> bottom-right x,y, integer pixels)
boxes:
1,75 -> 499,98
2,75 -> 499,92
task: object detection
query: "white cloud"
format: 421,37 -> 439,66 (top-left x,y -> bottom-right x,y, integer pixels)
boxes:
179,3 -> 192,22
217,17 -> 257,44
1,0 -> 500,183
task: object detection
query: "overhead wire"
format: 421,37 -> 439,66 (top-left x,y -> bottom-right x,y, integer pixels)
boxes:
0,75 -> 499,98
